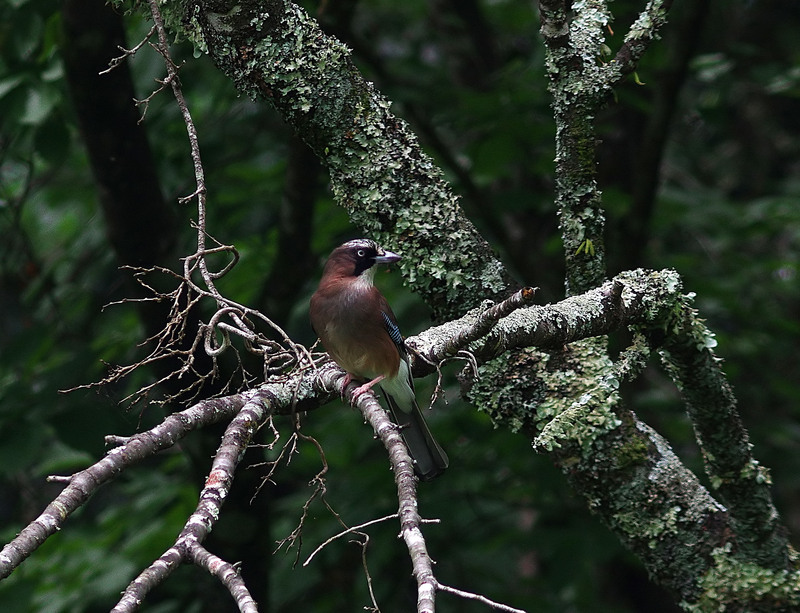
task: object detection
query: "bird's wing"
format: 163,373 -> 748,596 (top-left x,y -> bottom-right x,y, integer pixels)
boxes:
379,303 -> 449,480
381,310 -> 405,355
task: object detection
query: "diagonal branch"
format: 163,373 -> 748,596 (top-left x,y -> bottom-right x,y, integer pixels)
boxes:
182,0 -> 515,320
113,391 -> 272,610
656,300 -> 790,569
608,0 -> 676,83
0,393 -> 250,577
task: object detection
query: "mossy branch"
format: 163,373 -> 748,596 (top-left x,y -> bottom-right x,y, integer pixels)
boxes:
538,0 -> 676,295
180,0 -> 515,320
656,297 -> 790,570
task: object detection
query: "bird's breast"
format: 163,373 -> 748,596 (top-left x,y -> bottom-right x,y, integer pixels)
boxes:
311,284 -> 400,380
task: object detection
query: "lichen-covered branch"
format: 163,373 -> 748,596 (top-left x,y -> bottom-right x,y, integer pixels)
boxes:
467,332 -> 729,605
179,0 -> 514,320
608,0 -> 675,82
410,269 -> 679,373
538,0 -> 676,295
527,1 -> 795,605
656,299 -> 790,570
450,268 -> 796,606
539,0 -> 613,295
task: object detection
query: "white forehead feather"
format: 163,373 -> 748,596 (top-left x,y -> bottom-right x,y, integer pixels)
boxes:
341,238 -> 381,252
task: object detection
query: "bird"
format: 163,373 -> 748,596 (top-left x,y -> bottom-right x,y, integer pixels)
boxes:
309,238 -> 449,480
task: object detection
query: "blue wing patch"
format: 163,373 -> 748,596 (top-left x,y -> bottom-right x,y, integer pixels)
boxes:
382,311 -> 404,351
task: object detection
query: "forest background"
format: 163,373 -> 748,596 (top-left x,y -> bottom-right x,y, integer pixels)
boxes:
1,0 -> 800,611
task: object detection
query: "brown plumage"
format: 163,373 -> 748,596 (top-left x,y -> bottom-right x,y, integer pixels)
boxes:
310,239 -> 448,480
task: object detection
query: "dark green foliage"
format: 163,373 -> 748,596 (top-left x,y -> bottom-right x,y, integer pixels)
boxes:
1,0 -> 799,611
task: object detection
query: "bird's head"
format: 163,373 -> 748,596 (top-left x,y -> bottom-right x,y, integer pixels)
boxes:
322,239 -> 401,282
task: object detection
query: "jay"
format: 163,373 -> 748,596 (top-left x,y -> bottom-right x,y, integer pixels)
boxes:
310,239 -> 448,480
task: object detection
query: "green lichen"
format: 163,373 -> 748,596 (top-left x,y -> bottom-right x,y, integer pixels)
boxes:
468,336 -> 623,450
682,543 -> 800,612
740,459 -> 772,485
617,268 -> 684,328
182,2 -> 211,53
613,435 -> 650,470
613,505 -> 681,549
625,2 -> 668,43
570,0 -> 612,61
534,383 -> 621,452
467,348 -> 547,434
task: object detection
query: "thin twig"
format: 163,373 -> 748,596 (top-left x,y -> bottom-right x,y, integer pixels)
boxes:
436,582 -> 528,613
66,0 -> 317,409
356,531 -> 381,613
303,514 -> 399,566
99,24 -> 157,75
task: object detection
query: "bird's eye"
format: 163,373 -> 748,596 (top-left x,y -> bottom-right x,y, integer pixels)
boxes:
356,249 -> 366,258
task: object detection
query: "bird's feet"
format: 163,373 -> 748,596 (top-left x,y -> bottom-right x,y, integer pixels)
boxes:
350,375 -> 386,401
340,373 -> 353,399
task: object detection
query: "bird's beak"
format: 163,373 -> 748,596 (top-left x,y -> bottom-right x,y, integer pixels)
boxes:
374,250 -> 401,265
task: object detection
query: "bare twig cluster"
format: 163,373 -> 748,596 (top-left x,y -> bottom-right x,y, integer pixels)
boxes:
66,0 -> 315,410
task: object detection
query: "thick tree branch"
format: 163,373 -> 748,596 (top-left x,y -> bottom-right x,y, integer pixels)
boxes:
178,0 -> 516,320
656,302 -> 790,569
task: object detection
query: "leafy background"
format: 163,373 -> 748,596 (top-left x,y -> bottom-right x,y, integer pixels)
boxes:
1,0 -> 799,611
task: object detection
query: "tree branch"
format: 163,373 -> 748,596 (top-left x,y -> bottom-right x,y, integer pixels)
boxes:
609,0 -> 676,83
0,393 -> 250,577
409,269 -> 678,372
656,299 -> 790,569
350,388 -> 438,613
539,0 -> 612,295
113,390 -> 271,610
180,0 -> 517,320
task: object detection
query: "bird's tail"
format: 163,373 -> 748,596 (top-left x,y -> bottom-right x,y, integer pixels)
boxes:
385,395 -> 449,481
